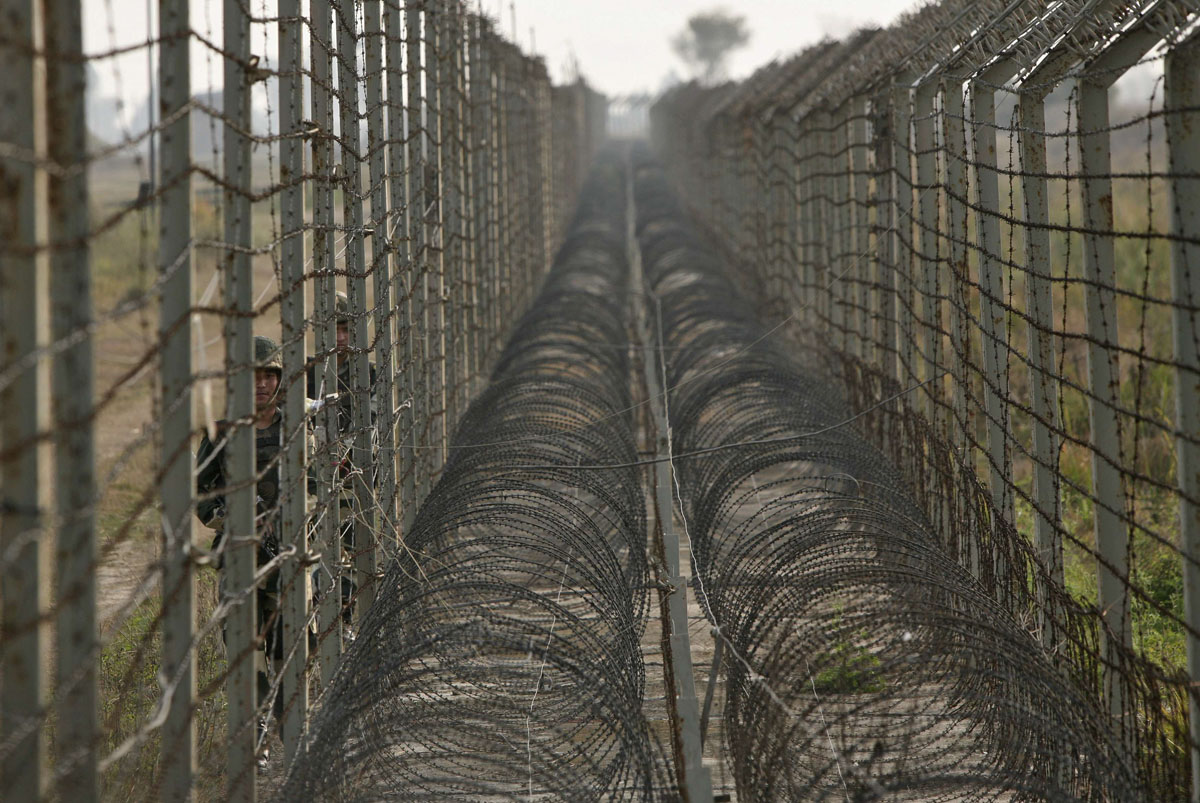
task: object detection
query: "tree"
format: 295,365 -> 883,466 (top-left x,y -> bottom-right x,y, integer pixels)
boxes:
671,9 -> 750,85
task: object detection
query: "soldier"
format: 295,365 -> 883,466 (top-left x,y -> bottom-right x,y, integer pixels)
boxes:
306,290 -> 379,427
306,291 -> 378,635
196,334 -> 307,764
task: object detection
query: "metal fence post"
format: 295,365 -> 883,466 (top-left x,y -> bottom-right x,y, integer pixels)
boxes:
157,0 -> 197,794
364,0 -> 395,542
968,71 -> 1015,536
874,88 -> 898,388
384,0 -> 415,536
816,108 -> 835,336
45,0 -> 98,797
336,0 -> 377,618
406,0 -> 430,507
941,78 -> 978,578
364,0 -> 395,591
453,5 -> 473,417
1166,31 -> 1200,800
1017,85 -> 1064,650
438,3 -> 461,434
830,103 -> 855,359
892,81 -> 916,389
278,0 -> 310,761
1077,74 -> 1131,727
493,44 -> 512,357
221,0 -> 258,794
468,17 -> 490,381
850,96 -> 872,365
0,0 -> 49,797
311,0 -> 344,677
424,1 -> 447,476
767,115 -> 785,318
796,113 -> 816,326
1078,17 -> 1179,733
913,82 -> 941,420
460,13 -> 481,398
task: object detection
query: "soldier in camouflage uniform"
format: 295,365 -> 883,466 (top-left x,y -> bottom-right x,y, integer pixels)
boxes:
195,335 -> 303,760
306,291 -> 378,632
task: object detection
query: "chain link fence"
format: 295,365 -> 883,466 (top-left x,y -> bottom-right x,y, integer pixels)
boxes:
0,0 -> 604,798
652,0 -> 1199,797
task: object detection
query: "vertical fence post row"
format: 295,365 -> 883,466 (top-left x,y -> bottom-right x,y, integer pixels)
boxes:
46,0 -> 98,792
0,0 -> 48,798
221,0 -> 257,794
1076,67 -> 1132,728
157,0 -> 197,794
1167,31 -> 1200,800
278,0 -> 309,762
311,0 -> 344,676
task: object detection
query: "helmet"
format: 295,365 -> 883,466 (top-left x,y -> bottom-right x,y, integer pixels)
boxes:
335,291 -> 351,324
253,335 -> 283,374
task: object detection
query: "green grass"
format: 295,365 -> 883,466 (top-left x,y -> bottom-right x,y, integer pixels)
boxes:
98,569 -> 228,799
811,640 -> 885,695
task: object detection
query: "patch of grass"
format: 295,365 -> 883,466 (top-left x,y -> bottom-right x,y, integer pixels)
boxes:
99,571 -> 228,799
811,639 -> 885,695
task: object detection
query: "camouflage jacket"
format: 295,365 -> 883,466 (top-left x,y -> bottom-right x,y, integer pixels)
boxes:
306,357 -> 379,436
195,411 -> 316,566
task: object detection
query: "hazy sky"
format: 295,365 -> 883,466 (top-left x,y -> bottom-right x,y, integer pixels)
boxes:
83,0 -> 918,107
490,1 -> 917,95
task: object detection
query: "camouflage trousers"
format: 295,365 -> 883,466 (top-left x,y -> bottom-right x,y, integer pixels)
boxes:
219,573 -> 284,725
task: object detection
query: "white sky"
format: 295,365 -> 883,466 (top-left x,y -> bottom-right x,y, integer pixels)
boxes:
490,1 -> 917,95
82,0 -> 919,107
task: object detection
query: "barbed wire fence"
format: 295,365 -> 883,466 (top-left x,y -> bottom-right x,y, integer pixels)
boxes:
0,0 -> 605,798
279,151 -> 680,799
651,0 -> 1200,798
633,148 -> 1143,801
